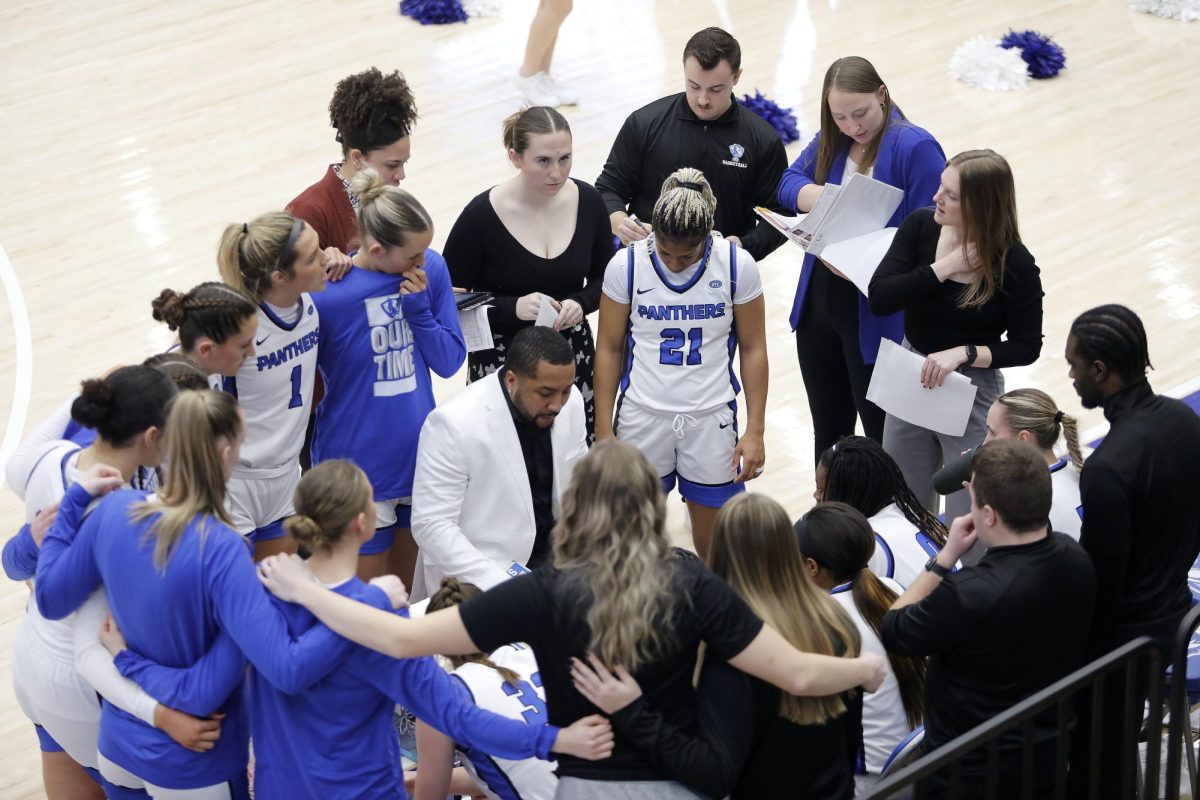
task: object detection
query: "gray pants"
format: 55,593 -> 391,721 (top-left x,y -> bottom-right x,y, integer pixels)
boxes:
556,777 -> 706,799
882,354 -> 1004,555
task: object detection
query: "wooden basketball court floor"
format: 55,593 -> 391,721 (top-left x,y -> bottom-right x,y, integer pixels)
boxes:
1,0 -> 1197,795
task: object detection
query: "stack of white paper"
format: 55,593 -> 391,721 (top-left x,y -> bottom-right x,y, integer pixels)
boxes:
866,339 -> 979,437
799,173 -> 904,257
820,227 -> 898,298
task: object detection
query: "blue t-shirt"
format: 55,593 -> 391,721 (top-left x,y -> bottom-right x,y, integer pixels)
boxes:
35,485 -> 362,789
312,250 -> 465,500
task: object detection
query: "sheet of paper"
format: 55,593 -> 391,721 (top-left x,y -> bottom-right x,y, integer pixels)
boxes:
535,297 -> 558,328
866,338 -> 979,437
754,207 -> 809,248
459,304 -> 494,353
807,173 -> 903,257
820,227 -> 897,298
795,182 -> 842,244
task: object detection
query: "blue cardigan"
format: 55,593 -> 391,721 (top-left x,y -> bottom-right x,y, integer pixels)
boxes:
777,114 -> 945,362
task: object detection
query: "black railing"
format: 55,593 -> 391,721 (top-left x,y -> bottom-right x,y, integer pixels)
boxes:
1165,603 -> 1200,798
867,636 -> 1164,799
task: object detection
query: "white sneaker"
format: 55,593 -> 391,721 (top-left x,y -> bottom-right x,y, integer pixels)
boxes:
515,71 -> 559,107
542,73 -> 579,105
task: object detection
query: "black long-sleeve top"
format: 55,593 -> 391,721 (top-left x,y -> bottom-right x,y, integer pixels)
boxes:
594,93 -> 788,261
1080,381 -> 1200,654
608,658 -> 861,799
868,208 -> 1044,367
442,179 -> 614,336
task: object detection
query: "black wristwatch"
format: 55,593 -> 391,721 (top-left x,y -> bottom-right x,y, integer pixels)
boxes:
924,555 -> 951,579
964,344 -> 978,367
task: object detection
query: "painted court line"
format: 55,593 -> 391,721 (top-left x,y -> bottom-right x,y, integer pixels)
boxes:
0,241 -> 33,492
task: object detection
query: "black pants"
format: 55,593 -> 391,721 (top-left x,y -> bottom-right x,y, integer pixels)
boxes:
795,264 -> 885,465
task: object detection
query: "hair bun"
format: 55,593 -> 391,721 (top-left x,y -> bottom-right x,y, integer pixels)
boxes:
349,168 -> 386,203
283,514 -> 326,548
71,377 -> 116,428
151,289 -> 187,329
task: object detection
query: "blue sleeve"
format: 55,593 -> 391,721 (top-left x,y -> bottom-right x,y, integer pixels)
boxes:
114,631 -> 248,716
776,133 -> 822,212
208,540 -> 393,694
360,650 -> 558,761
402,251 -> 466,379
896,133 -> 946,219
115,585 -> 392,713
34,482 -> 104,619
3,524 -> 38,581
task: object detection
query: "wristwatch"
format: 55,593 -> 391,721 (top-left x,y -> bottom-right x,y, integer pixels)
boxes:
964,344 -> 978,367
924,555 -> 951,579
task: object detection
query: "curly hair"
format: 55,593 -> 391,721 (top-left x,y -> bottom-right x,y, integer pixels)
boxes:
329,68 -> 418,156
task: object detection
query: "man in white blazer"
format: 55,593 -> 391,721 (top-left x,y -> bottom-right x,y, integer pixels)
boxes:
410,327 -> 588,598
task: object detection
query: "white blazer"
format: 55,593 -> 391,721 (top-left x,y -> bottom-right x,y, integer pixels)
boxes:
410,373 -> 588,599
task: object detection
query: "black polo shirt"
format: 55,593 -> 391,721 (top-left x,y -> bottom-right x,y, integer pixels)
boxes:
595,93 -> 788,261
882,533 -> 1095,781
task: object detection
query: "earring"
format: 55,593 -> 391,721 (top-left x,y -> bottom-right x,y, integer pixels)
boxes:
880,102 -> 886,111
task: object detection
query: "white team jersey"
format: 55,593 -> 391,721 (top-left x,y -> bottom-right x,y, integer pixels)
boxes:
224,297 -> 319,476
601,233 -> 763,414
451,644 -> 557,800
17,442 -> 84,665
831,577 -> 912,775
1049,458 -> 1083,541
867,503 -> 937,590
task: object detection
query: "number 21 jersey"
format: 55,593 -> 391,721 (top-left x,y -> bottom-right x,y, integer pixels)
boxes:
601,232 -> 763,414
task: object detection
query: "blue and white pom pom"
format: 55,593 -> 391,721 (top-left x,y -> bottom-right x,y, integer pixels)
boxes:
740,91 -> 800,144
1130,0 -> 1200,20
461,0 -> 503,16
948,36 -> 1029,91
1000,30 -> 1066,78
399,0 -> 468,25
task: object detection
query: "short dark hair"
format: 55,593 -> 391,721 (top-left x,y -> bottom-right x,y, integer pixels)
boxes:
1069,304 -> 1152,384
504,326 -> 574,379
970,440 -> 1051,533
683,27 -> 741,73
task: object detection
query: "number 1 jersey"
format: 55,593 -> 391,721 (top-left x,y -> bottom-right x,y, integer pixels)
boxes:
223,297 -> 319,476
601,232 -> 763,414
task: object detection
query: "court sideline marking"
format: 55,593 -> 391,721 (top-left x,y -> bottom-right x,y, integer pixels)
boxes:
0,241 -> 33,492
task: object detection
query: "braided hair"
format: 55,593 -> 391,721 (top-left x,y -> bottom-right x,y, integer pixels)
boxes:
1069,304 -> 1152,384
142,352 -> 211,391
151,282 -> 256,351
427,578 -> 521,686
822,436 -> 948,546
652,167 -> 716,246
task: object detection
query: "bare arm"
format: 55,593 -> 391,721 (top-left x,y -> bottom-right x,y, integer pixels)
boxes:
726,624 -> 886,696
593,294 -> 631,440
731,295 -> 767,484
258,555 -> 479,659
411,720 -> 459,800
795,184 -> 825,213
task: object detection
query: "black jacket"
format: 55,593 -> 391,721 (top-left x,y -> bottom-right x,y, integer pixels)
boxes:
595,93 -> 788,261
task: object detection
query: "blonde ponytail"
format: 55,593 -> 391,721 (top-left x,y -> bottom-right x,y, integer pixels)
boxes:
131,391 -> 240,569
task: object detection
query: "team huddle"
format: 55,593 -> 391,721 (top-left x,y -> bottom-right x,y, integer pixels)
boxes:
6,21 -> 1200,800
